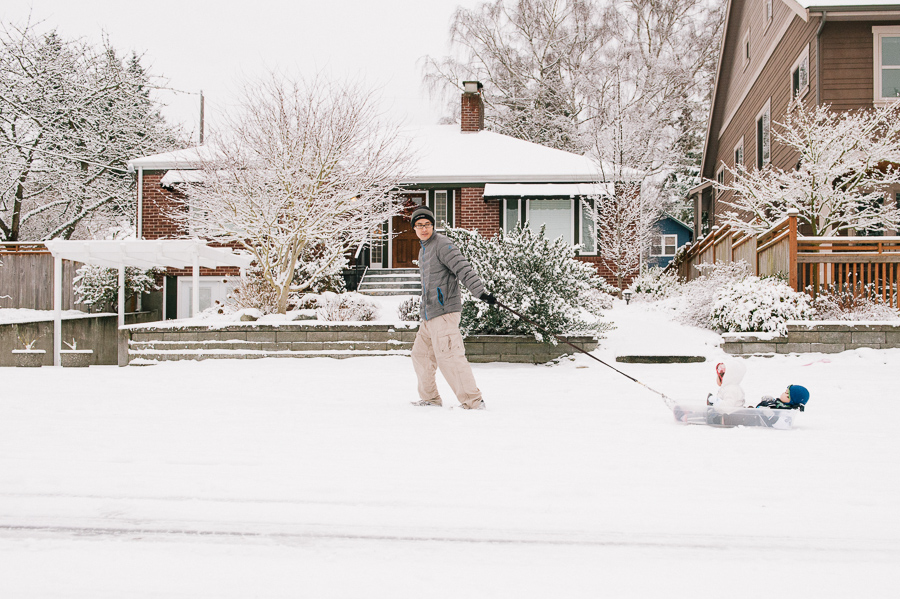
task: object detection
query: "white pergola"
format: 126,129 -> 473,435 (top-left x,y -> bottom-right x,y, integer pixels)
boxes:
43,239 -> 254,366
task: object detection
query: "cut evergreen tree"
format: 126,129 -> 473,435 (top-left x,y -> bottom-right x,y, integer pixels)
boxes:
445,224 -> 614,342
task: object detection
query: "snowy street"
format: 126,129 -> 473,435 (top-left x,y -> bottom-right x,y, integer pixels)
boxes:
2,303 -> 898,597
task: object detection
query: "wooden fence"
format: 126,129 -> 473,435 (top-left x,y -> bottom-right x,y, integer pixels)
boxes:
0,243 -> 90,311
669,210 -> 900,308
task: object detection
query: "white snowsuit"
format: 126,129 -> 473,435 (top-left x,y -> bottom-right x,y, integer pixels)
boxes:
711,360 -> 746,408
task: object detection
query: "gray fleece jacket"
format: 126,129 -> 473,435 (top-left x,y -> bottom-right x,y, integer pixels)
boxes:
418,232 -> 486,321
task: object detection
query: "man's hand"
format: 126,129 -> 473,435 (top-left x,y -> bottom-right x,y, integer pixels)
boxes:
480,292 -> 497,305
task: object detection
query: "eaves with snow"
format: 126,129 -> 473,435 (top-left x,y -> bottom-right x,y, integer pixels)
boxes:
127,125 -> 643,186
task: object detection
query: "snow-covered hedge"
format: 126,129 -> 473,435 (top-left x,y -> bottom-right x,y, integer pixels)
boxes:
73,264 -> 161,310
397,296 -> 420,322
628,266 -> 680,300
811,283 -> 900,321
675,261 -> 751,329
710,276 -> 815,334
311,292 -> 377,322
445,224 -> 612,342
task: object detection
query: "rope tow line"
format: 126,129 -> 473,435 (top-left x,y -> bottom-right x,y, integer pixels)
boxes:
493,299 -> 676,409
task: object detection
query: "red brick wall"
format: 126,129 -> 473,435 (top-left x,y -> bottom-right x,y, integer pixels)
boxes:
461,92 -> 484,132
456,187 -> 500,238
140,170 -> 239,277
576,256 -> 634,290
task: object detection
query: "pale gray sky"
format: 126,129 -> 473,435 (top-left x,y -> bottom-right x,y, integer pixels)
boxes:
6,0 -> 483,143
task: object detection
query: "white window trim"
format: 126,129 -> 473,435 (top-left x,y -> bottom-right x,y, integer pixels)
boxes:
433,189 -> 449,231
578,198 -> 598,255
523,198 -> 575,245
650,234 -> 679,257
756,99 -> 772,169
734,136 -> 745,169
502,198 -> 521,233
791,43 -> 810,100
764,0 -> 774,31
873,26 -> 900,104
715,164 -> 725,196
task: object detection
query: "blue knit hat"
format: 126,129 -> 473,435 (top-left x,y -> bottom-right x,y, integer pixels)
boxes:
788,385 -> 809,406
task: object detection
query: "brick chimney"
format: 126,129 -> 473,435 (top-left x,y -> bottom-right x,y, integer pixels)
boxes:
461,80 -> 484,132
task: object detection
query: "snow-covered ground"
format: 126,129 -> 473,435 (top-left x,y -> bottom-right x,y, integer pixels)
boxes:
1,301 -> 898,598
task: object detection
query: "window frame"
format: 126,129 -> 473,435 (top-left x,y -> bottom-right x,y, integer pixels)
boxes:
791,44 -> 810,100
433,189 -> 450,230
650,234 -> 679,257
524,198 -> 575,246
734,136 -> 745,169
743,29 -> 751,70
764,0 -> 773,30
577,197 -> 598,255
873,26 -> 900,103
756,99 -> 771,169
715,164 -> 725,196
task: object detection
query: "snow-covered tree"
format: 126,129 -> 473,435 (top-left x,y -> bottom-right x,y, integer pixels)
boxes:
445,223 -> 614,341
0,20 -> 182,241
179,73 -> 411,314
423,0 -> 723,172
73,264 -> 161,311
590,184 -> 663,293
718,101 -> 900,236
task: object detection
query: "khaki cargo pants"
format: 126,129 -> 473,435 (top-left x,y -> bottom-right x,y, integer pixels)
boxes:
411,312 -> 484,408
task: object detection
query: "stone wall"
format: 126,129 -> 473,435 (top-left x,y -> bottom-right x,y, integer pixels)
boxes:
722,322 -> 900,355
465,334 -> 598,363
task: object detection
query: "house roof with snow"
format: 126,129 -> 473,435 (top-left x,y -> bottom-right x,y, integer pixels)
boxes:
127,125 -> 642,186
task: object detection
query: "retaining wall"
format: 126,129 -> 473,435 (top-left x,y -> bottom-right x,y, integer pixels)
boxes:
722,322 -> 900,355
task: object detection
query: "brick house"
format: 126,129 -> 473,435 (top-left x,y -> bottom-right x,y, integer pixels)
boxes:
689,0 -> 900,239
127,81 -> 626,318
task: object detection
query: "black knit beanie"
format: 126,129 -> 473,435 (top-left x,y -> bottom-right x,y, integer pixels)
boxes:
410,206 -> 435,227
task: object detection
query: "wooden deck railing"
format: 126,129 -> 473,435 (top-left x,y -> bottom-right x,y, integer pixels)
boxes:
668,209 -> 900,308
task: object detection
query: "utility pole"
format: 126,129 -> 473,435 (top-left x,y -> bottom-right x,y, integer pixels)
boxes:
199,90 -> 205,145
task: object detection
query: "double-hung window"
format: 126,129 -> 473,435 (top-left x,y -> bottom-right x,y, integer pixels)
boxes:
874,27 -> 900,102
715,165 -> 725,195
433,190 -> 450,229
527,199 -> 573,244
651,235 -> 678,257
791,45 -> 810,99
579,198 -> 597,254
734,137 -> 744,168
756,100 -> 771,169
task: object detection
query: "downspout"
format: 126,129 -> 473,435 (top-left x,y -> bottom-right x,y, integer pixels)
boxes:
137,166 -> 143,239
816,12 -> 827,105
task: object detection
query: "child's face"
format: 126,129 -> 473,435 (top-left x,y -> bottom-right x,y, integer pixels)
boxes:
780,388 -> 791,403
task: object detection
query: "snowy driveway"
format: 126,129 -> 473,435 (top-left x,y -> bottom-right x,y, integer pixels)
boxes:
1,306 -> 898,597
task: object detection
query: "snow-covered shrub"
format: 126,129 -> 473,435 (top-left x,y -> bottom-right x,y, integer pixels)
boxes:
811,283 -> 900,321
397,296 -> 421,322
445,224 -> 612,342
315,292 -> 377,322
226,268 -> 283,315
294,251 -> 347,294
710,276 -> 814,334
676,261 -> 751,328
73,265 -> 161,310
628,266 -> 682,301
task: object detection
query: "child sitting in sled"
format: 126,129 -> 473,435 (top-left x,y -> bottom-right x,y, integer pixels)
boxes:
756,385 -> 810,411
706,360 -> 747,408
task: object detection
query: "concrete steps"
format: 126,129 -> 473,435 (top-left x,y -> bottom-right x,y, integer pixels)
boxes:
357,268 -> 421,296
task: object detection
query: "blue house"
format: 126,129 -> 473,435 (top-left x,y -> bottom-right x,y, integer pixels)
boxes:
647,214 -> 692,268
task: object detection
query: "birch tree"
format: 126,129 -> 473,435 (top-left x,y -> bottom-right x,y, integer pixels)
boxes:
0,20 -> 182,241
718,102 -> 900,236
180,74 -> 411,314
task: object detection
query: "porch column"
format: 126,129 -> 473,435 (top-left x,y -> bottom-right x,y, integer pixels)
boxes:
192,252 -> 200,317
788,208 -> 799,291
53,255 -> 62,366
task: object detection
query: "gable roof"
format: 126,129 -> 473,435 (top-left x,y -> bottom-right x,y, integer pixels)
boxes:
128,125 -> 643,185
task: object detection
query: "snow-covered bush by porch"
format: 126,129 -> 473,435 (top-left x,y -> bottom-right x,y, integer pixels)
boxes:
445,224 -> 612,341
628,266 -> 681,301
73,265 -> 160,310
304,292 -> 377,322
397,296 -> 420,322
709,276 -> 815,334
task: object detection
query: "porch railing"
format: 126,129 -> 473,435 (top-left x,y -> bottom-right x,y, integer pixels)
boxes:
669,209 -> 900,308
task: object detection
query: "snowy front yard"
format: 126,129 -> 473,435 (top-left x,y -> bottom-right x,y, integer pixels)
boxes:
1,303 -> 897,598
